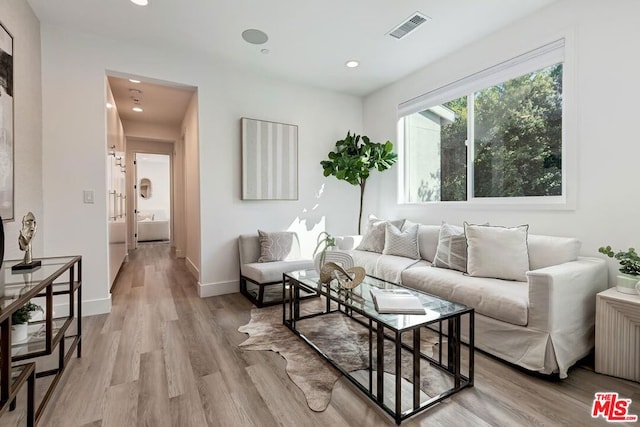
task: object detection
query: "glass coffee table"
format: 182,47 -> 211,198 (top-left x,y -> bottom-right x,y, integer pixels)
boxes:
283,269 -> 474,425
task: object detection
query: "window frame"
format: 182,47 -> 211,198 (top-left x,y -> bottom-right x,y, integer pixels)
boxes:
397,37 -> 576,210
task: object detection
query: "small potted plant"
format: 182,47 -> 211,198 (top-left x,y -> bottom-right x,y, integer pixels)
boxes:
313,232 -> 336,273
598,246 -> 640,294
11,301 -> 43,342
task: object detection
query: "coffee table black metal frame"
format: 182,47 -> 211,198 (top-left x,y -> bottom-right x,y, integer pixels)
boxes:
283,270 -> 474,425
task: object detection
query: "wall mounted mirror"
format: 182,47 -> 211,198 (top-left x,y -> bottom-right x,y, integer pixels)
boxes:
139,178 -> 152,199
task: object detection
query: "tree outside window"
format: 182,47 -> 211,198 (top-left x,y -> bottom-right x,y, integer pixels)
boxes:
405,62 -> 563,203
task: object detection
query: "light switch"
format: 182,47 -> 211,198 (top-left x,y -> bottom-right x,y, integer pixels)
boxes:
83,190 -> 95,204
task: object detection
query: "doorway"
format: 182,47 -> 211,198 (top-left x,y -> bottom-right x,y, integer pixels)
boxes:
106,72 -> 199,281
134,153 -> 171,246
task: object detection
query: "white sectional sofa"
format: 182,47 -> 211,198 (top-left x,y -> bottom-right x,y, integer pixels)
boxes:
333,223 -> 607,378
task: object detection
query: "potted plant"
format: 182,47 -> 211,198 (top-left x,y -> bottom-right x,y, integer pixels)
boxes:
320,132 -> 397,234
11,301 -> 43,342
598,246 -> 640,294
313,232 -> 336,272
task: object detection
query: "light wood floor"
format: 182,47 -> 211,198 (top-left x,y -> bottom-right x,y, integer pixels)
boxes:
3,244 -> 639,426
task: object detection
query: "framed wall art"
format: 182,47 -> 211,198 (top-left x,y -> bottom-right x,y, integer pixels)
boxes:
0,21 -> 13,220
241,117 -> 298,200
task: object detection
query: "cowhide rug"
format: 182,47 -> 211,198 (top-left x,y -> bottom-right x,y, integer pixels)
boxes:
238,298 -> 448,412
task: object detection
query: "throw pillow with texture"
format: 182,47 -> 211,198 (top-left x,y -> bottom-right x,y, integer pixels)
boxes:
257,230 -> 295,262
464,223 -> 530,281
382,223 -> 420,259
356,216 -> 405,253
432,223 -> 468,272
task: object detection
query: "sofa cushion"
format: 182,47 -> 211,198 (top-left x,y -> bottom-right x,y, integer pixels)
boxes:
417,225 -> 441,263
401,267 -> 528,326
527,234 -> 581,270
432,223 -> 467,272
357,216 -> 404,253
344,250 -> 424,283
348,250 -> 384,274
465,223 -> 530,281
383,223 -> 420,259
257,230 -> 301,262
242,260 -> 314,284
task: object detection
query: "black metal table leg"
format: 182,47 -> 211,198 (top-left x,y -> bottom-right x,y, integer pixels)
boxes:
376,322 -> 384,405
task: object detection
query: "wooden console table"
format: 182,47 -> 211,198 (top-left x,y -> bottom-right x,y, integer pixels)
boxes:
0,256 -> 82,425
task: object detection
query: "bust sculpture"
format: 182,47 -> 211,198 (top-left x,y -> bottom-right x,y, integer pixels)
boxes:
12,212 -> 41,271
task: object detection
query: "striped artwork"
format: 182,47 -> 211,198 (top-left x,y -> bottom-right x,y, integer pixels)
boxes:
242,117 -> 298,200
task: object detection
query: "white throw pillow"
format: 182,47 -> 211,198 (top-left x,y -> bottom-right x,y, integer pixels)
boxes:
432,223 -> 467,272
357,215 -> 405,253
382,223 -> 420,259
464,223 -> 530,281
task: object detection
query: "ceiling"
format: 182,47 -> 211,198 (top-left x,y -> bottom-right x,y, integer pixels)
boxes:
107,76 -> 195,127
28,0 -> 557,97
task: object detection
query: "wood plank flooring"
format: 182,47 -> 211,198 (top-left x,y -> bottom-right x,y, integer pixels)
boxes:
2,244 -> 638,426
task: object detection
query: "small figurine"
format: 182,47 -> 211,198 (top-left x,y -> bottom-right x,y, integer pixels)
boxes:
12,212 -> 41,271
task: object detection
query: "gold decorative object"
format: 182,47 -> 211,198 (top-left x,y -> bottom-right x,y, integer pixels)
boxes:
319,262 -> 365,289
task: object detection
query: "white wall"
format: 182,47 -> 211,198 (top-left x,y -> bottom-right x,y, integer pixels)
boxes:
363,0 -> 640,283
0,0 -> 43,261
122,120 -> 181,142
40,24 -> 362,306
181,93 -> 200,280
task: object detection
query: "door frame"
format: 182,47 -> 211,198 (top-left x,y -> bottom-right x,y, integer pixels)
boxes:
125,138 -> 177,251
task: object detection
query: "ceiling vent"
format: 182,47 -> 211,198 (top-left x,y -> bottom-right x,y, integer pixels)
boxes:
387,12 -> 430,40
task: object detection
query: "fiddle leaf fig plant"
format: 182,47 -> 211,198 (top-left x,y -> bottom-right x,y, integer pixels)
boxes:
320,132 -> 397,234
598,246 -> 640,276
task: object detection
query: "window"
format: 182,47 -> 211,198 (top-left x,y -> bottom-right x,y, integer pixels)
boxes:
399,40 -> 565,204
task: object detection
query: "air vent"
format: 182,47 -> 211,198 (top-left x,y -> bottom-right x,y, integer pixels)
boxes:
387,12 -> 430,40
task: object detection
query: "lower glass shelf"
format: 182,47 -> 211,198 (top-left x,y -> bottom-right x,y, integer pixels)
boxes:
11,318 -> 72,359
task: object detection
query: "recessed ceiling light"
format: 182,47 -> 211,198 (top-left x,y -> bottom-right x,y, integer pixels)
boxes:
132,106 -> 143,112
242,29 -> 269,45
106,102 -> 114,109
130,0 -> 148,6
345,60 -> 360,68
261,48 -> 270,55
129,78 -> 141,84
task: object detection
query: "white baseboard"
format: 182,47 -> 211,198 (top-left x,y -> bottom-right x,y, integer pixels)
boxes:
198,280 -> 239,298
54,297 -> 112,317
185,256 -> 199,280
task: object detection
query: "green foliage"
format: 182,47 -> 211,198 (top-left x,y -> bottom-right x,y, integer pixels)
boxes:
598,246 -> 640,276
313,232 -> 336,267
320,132 -> 397,186
320,132 -> 397,232
437,63 -> 563,200
12,301 -> 43,325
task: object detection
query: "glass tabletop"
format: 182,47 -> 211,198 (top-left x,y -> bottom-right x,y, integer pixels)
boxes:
0,256 -> 80,313
286,269 -> 470,331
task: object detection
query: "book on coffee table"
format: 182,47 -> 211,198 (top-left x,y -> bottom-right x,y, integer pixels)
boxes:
370,288 -> 426,315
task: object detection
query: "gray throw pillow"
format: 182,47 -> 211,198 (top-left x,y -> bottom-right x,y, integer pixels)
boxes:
257,230 -> 295,262
432,223 -> 468,272
382,223 -> 420,259
357,216 -> 405,253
